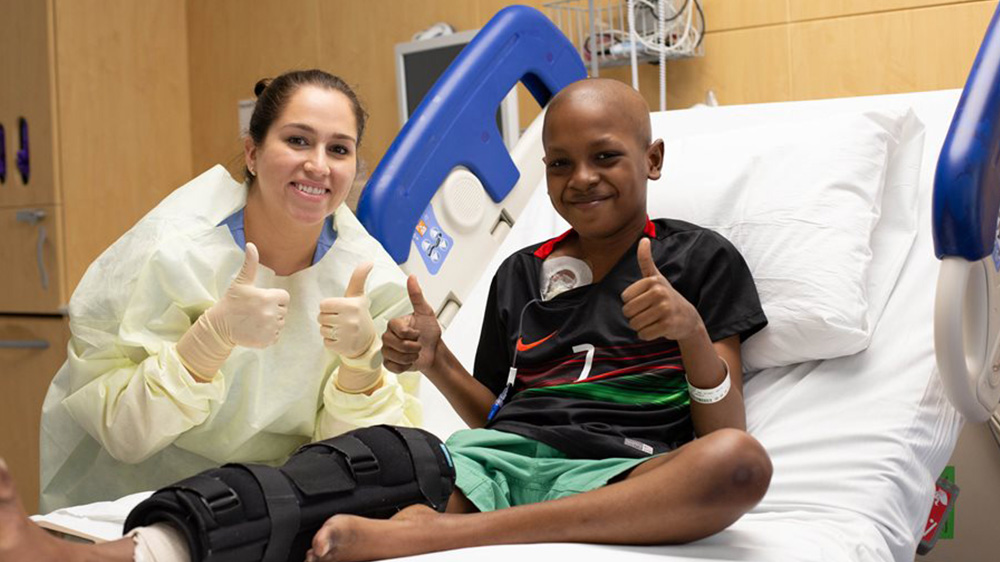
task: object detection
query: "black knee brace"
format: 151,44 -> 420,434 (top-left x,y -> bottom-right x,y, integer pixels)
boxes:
123,425 -> 456,562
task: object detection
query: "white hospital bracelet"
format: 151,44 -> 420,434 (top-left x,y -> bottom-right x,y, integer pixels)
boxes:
686,358 -> 731,404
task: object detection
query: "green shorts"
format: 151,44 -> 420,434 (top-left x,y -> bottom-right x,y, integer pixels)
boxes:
445,428 -> 650,512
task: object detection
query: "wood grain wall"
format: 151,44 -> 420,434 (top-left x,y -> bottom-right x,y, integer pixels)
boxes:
186,0 -> 998,203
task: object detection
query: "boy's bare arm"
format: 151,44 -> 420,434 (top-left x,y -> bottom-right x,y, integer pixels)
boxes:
680,333 -> 746,435
382,275 -> 497,428
622,239 -> 747,436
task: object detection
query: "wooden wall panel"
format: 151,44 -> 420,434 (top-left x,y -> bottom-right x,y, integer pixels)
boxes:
54,0 -> 192,296
700,0 -> 788,31
594,24 -> 792,110
187,0 -> 998,205
789,1 -> 997,101
789,0 -> 982,22
187,0 -> 322,177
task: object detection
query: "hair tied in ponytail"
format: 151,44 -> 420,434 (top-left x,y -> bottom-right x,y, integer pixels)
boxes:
254,79 -> 270,98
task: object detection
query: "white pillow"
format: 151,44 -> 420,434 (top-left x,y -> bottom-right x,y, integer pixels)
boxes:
652,108 -> 925,370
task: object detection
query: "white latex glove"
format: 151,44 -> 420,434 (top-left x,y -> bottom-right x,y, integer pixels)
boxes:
319,262 -> 376,358
318,262 -> 382,393
177,242 -> 290,380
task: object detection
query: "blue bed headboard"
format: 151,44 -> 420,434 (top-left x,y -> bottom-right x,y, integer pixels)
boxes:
933,3 -> 1000,261
356,5 -> 587,263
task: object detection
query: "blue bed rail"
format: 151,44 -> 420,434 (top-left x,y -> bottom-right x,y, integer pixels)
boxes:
933,3 -> 1000,261
356,5 -> 587,263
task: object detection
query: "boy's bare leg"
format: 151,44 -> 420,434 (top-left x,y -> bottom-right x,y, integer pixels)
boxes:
0,458 -> 135,562
307,428 -> 772,561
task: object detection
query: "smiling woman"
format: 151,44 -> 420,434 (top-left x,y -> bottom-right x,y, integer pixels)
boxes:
36,69 -> 421,513
246,85 -> 360,273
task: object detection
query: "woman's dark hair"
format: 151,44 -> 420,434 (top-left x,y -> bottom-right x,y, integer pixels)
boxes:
244,69 -> 368,182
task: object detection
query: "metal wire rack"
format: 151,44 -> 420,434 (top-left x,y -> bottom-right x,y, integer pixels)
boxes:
544,0 -> 704,76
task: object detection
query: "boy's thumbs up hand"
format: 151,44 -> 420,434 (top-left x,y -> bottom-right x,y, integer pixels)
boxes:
621,238 -> 702,342
318,262 -> 377,359
636,236 -> 661,279
406,274 -> 437,317
382,275 -> 442,374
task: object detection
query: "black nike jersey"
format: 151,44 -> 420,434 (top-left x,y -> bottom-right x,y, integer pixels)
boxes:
474,218 -> 767,459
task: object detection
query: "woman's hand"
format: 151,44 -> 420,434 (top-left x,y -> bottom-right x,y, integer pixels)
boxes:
318,262 -> 376,358
318,263 -> 384,394
177,243 -> 289,380
206,242 -> 291,348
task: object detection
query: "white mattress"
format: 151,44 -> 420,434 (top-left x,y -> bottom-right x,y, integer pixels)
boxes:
36,91 -> 964,562
421,90 -> 966,562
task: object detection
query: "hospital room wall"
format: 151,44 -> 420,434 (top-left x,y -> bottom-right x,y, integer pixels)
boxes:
186,0 -> 998,200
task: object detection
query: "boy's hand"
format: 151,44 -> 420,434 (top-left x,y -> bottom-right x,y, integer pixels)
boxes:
622,238 -> 703,342
382,275 -> 442,373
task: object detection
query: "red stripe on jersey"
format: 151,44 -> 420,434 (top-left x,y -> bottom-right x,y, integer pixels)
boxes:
533,216 -> 657,258
517,356 -> 683,388
521,363 -> 683,390
580,363 -> 683,382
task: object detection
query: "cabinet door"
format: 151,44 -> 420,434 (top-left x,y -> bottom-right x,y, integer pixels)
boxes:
0,0 -> 58,208
0,205 -> 65,312
0,315 -> 69,516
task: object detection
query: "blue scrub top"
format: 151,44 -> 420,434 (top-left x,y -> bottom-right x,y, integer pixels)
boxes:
219,208 -> 337,266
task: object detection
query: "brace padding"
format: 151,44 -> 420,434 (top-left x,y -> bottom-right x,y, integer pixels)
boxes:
123,425 -> 455,562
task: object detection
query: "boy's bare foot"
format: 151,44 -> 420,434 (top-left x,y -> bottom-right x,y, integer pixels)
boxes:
306,507 -> 463,562
0,458 -> 133,562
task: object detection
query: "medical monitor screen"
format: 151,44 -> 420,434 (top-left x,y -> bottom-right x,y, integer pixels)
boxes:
399,41 -> 505,134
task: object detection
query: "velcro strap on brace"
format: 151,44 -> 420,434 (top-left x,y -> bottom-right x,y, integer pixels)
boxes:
280,450 -> 355,496
300,434 -> 381,486
241,465 -> 301,562
388,426 -> 453,511
167,474 -> 243,529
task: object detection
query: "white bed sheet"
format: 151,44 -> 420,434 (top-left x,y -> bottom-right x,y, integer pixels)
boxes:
35,91 -> 964,562
423,90 -> 966,562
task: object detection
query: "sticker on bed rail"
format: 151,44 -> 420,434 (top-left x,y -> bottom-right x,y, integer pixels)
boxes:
918,466 -> 958,554
413,205 -> 454,275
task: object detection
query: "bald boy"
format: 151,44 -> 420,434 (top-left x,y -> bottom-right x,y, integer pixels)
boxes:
0,79 -> 771,562
355,78 -> 772,561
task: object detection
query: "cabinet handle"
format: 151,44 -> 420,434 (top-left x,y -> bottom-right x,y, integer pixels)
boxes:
16,209 -> 49,290
16,117 -> 29,184
0,123 -> 7,184
0,339 -> 50,349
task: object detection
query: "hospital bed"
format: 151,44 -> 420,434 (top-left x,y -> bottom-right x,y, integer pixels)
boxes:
34,5 -> 1000,562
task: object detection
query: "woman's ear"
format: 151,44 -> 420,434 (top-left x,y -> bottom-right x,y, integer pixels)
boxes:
647,139 -> 665,181
244,136 -> 257,175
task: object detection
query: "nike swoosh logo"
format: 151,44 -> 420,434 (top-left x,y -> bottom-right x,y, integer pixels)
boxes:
516,331 -> 558,352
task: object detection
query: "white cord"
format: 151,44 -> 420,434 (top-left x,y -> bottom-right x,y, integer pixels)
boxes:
633,0 -> 697,56
990,412 -> 1000,449
627,0 -> 639,91
658,0 -> 666,111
